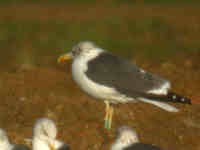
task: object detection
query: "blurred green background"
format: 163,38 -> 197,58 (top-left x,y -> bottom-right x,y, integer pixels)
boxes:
0,0 -> 199,4
0,0 -> 200,70
0,2 -> 200,150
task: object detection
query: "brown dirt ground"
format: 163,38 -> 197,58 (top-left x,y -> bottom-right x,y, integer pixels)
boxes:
0,3 -> 200,150
0,51 -> 200,150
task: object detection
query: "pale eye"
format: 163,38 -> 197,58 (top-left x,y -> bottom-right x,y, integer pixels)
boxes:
72,47 -> 81,56
72,50 -> 76,56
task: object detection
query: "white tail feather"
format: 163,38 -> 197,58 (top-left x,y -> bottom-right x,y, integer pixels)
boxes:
139,98 -> 179,112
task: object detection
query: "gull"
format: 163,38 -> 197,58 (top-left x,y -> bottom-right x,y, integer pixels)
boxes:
58,41 -> 191,129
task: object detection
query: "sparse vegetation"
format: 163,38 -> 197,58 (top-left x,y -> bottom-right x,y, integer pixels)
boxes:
0,14 -> 200,68
0,2 -> 200,150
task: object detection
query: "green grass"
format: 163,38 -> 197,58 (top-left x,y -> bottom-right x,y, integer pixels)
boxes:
0,0 -> 199,4
0,18 -> 199,68
0,0 -> 95,4
116,0 -> 200,4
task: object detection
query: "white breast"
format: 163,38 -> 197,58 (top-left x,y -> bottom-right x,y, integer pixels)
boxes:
32,138 -> 50,150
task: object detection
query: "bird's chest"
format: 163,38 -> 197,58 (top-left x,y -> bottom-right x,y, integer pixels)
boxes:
33,139 -> 50,150
72,58 -> 118,100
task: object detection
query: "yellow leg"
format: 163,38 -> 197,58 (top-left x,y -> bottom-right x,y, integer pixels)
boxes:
108,106 -> 114,129
104,101 -> 110,129
104,101 -> 109,121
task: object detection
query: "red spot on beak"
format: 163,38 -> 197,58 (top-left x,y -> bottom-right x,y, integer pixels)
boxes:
60,58 -> 65,63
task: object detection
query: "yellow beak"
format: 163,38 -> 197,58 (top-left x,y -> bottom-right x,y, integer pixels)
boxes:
48,143 -> 55,150
57,52 -> 72,63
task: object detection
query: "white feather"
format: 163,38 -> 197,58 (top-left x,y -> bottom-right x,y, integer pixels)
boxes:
110,126 -> 139,150
147,81 -> 171,95
139,98 -> 179,112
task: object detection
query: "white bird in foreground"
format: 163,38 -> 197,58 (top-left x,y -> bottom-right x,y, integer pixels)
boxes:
32,118 -> 71,150
0,128 -> 30,150
110,126 -> 165,150
58,41 -> 191,129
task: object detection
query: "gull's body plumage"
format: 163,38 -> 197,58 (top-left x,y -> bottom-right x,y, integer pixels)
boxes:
72,47 -> 133,104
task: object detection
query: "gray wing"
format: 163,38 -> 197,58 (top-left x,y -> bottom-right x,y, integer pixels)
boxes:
85,52 -> 169,98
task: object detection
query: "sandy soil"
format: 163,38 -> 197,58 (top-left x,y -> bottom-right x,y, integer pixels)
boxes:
0,51 -> 200,150
0,3 -> 200,150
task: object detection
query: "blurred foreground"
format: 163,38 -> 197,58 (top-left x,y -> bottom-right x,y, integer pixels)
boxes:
0,2 -> 200,150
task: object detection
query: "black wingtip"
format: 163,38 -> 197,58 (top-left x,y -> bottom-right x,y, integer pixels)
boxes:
167,92 -> 192,104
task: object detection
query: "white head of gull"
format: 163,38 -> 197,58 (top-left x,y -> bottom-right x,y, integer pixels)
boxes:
110,126 -> 139,150
111,126 -> 164,150
32,118 -> 71,150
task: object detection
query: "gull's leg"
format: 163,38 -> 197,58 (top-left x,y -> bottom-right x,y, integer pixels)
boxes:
104,101 -> 110,129
108,105 -> 114,129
